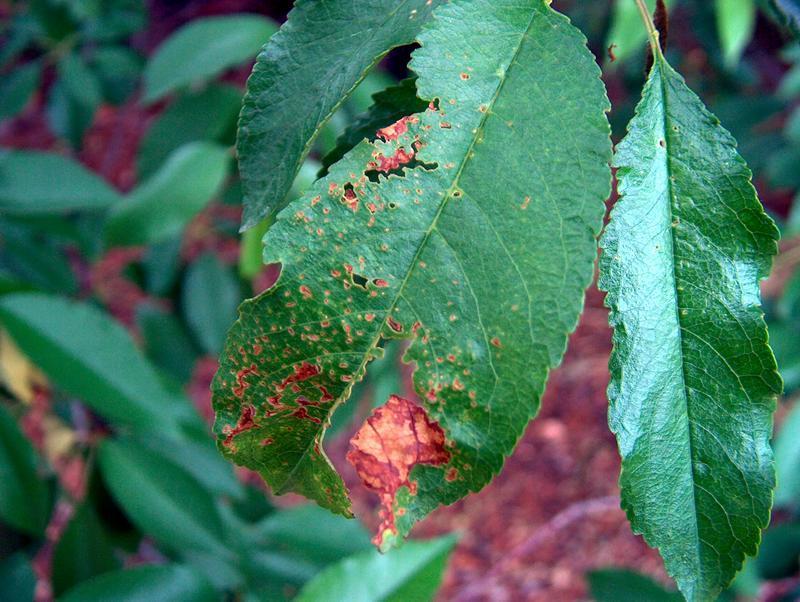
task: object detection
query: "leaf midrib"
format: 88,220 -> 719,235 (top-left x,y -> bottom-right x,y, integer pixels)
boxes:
654,54 -> 704,588
275,6 -> 540,495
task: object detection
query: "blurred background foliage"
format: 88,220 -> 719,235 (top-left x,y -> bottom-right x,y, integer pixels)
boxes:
0,0 -> 799,600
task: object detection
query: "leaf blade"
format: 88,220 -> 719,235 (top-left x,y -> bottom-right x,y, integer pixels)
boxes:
215,0 -> 611,541
236,0 -> 443,229
599,55 -> 781,600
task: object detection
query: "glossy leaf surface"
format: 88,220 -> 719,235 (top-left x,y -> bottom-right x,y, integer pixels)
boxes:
599,50 -> 781,601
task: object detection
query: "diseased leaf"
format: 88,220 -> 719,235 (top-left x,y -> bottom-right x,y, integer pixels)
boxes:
143,15 -> 278,102
295,535 -> 456,602
237,0 -> 443,229
0,151 -> 122,215
321,79 -> 429,174
598,46 -> 781,600
214,0 -> 611,545
104,142 -> 230,247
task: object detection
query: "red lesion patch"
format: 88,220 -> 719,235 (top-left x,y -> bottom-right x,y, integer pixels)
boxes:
376,115 -> 418,141
346,395 -> 450,546
222,404 -> 258,448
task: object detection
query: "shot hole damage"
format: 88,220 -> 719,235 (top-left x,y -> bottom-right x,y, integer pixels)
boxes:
347,394 -> 450,546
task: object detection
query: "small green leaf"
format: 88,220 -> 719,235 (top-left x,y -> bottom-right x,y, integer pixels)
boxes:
182,253 -> 241,356
91,46 -> 144,105
237,0 -> 443,229
104,142 -> 230,247
605,0 -> 676,65
52,503 -> 120,596
754,523 -> 800,579
716,0 -> 757,67
0,293 -> 186,433
143,15 -> 277,102
588,569 -> 682,602
0,403 -> 50,536
137,85 -> 241,179
98,438 -> 229,556
0,151 -> 121,215
0,62 -> 41,120
295,536 -> 456,602
59,564 -> 217,602
774,401 -> 800,506
599,50 -> 781,600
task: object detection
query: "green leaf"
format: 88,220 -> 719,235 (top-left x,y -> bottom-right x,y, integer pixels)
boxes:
104,142 -> 230,247
0,403 -> 50,535
605,0 -> 676,65
0,553 -> 36,602
0,151 -> 121,215
215,0 -> 611,544
52,502 -> 120,596
143,15 -> 277,102
588,569 -> 682,602
0,293 -> 186,433
765,0 -> 800,37
320,78 -> 429,174
236,0 -> 443,230
181,253 -> 241,356
774,401 -> 800,506
91,46 -> 144,105
716,0 -> 757,67
0,61 -> 41,120
98,438 -> 229,556
598,50 -> 781,600
137,85 -> 241,179
137,305 -> 199,384
295,536 -> 456,602
59,564 -> 217,602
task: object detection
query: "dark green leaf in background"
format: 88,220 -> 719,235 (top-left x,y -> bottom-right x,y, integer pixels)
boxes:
52,502 -> 120,596
0,151 -> 122,215
143,15 -> 277,102
0,403 -> 50,536
59,564 -> 217,602
715,0 -> 757,68
295,535 -> 456,602
215,0 -> 611,547
599,45 -> 781,600
774,402 -> 800,506
104,142 -> 230,247
236,0 -> 443,229
0,553 -> 36,602
98,438 -> 229,556
181,253 -> 241,356
0,293 -> 187,433
0,61 -> 41,120
136,305 -> 199,384
137,85 -> 241,180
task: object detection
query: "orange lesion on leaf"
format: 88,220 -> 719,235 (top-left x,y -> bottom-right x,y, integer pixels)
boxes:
346,395 -> 450,546
222,404 -> 258,448
376,115 -> 419,141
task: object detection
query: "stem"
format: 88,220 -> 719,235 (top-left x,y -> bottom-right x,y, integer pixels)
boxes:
633,0 -> 661,55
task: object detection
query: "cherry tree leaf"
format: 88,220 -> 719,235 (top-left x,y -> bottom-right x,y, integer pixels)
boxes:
599,46 -> 781,600
236,0 -> 443,230
214,0 -> 611,546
